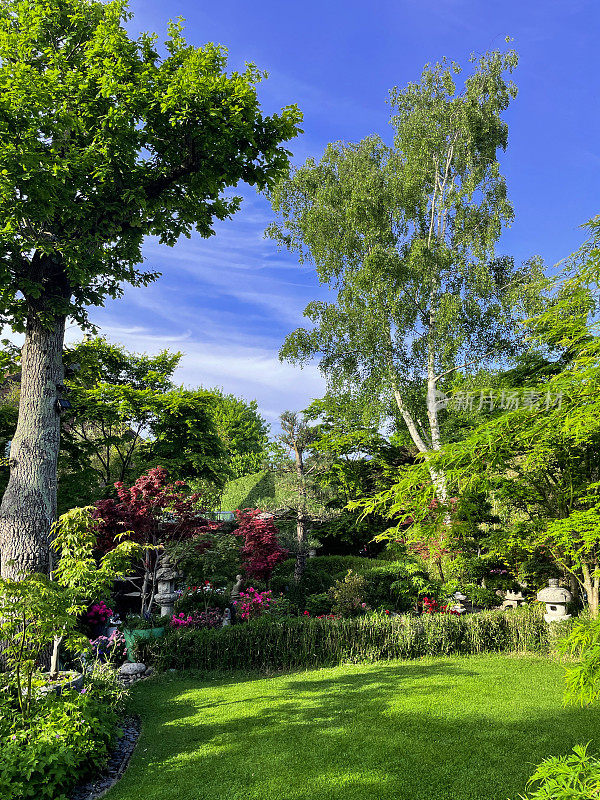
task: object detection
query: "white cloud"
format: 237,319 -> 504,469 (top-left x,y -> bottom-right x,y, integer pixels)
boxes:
91,322 -> 326,426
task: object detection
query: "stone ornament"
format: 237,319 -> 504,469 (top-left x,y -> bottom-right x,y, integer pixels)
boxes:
230,574 -> 244,602
537,578 -> 572,623
119,662 -> 146,676
502,589 -> 526,610
154,553 -> 182,617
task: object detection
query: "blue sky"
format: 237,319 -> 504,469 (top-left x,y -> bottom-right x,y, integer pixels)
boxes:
77,0 -> 599,430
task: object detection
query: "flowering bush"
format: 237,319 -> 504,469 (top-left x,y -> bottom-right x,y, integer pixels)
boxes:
171,608 -> 223,629
421,596 -> 460,615
88,630 -> 127,665
233,588 -> 273,620
85,601 -> 113,628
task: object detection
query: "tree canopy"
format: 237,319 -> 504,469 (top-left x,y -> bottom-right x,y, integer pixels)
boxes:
0,0 -> 301,328
267,48 -> 543,509
0,0 -> 301,578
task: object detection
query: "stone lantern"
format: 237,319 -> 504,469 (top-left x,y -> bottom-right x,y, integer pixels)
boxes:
154,554 -> 181,617
502,589 -> 526,610
537,578 -> 572,623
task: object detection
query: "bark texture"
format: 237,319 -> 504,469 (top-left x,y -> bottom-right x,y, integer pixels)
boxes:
0,314 -> 65,579
293,443 -> 308,583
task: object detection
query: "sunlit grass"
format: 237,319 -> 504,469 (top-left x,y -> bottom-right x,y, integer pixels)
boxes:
106,655 -> 600,800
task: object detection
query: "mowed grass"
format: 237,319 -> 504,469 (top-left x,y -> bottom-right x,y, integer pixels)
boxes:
106,655 -> 600,800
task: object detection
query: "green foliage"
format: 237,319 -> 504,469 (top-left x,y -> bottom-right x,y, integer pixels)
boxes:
0,574 -> 80,716
220,470 -> 276,511
304,592 -> 333,616
0,664 -> 126,800
205,389 -> 270,479
514,744 -> 600,800
0,506 -> 139,713
61,339 -> 270,509
271,555 -> 434,612
60,339 -> 228,509
167,531 -> 242,593
0,0 -> 301,329
329,569 -> 368,617
145,389 -> 228,484
353,252 -> 600,607
558,617 -> 600,706
268,49 -> 542,474
138,607 -> 551,672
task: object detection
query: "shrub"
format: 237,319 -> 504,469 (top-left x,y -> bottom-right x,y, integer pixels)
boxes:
0,664 -> 126,800
270,555 -> 434,612
513,744 -> 600,800
137,606 -> 556,673
234,510 -> 288,581
329,570 -> 368,617
305,593 -> 333,617
233,588 -> 273,620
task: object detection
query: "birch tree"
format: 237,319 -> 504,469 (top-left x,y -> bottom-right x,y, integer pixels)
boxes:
0,0 -> 300,579
268,47 -> 541,507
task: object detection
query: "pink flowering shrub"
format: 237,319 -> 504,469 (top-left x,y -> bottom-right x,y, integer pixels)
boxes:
233,588 -> 273,620
86,601 -> 113,627
171,608 -> 223,629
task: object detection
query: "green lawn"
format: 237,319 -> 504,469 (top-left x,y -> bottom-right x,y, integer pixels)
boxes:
106,655 -> 600,800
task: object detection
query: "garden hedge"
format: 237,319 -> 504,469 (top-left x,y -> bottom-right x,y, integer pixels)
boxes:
137,607 -> 567,673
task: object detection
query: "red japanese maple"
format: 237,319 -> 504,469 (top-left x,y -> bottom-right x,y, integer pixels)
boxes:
234,509 -> 288,581
93,467 -> 217,552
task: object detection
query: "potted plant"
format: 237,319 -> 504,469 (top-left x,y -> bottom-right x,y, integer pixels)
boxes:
122,613 -> 168,661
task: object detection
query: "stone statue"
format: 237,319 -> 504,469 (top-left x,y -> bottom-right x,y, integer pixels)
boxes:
230,574 -> 244,602
222,608 -> 231,627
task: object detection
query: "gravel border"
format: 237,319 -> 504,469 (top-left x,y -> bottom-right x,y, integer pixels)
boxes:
69,715 -> 141,800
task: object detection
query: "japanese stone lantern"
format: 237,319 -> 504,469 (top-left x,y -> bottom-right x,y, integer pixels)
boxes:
154,553 -> 181,617
537,578 -> 572,623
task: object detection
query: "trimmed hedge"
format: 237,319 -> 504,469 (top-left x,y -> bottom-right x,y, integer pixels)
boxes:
137,607 -> 565,673
220,470 -> 276,512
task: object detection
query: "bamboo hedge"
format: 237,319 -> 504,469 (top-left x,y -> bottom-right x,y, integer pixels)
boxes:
136,607 -> 570,673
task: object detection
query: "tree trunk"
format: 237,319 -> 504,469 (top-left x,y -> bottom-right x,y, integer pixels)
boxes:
581,562 -> 599,618
0,314 -> 65,579
293,443 -> 308,583
293,511 -> 307,583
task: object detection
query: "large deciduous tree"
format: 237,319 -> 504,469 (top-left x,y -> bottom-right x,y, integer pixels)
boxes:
0,0 -> 300,578
205,388 -> 270,479
355,229 -> 600,610
268,48 -> 541,510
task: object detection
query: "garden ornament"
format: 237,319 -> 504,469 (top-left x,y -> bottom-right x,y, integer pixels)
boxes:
502,589 -> 526,609
537,578 -> 572,623
154,554 -> 181,617
230,574 -> 244,602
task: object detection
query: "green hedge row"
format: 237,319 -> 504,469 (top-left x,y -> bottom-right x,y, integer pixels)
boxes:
137,607 -> 566,673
